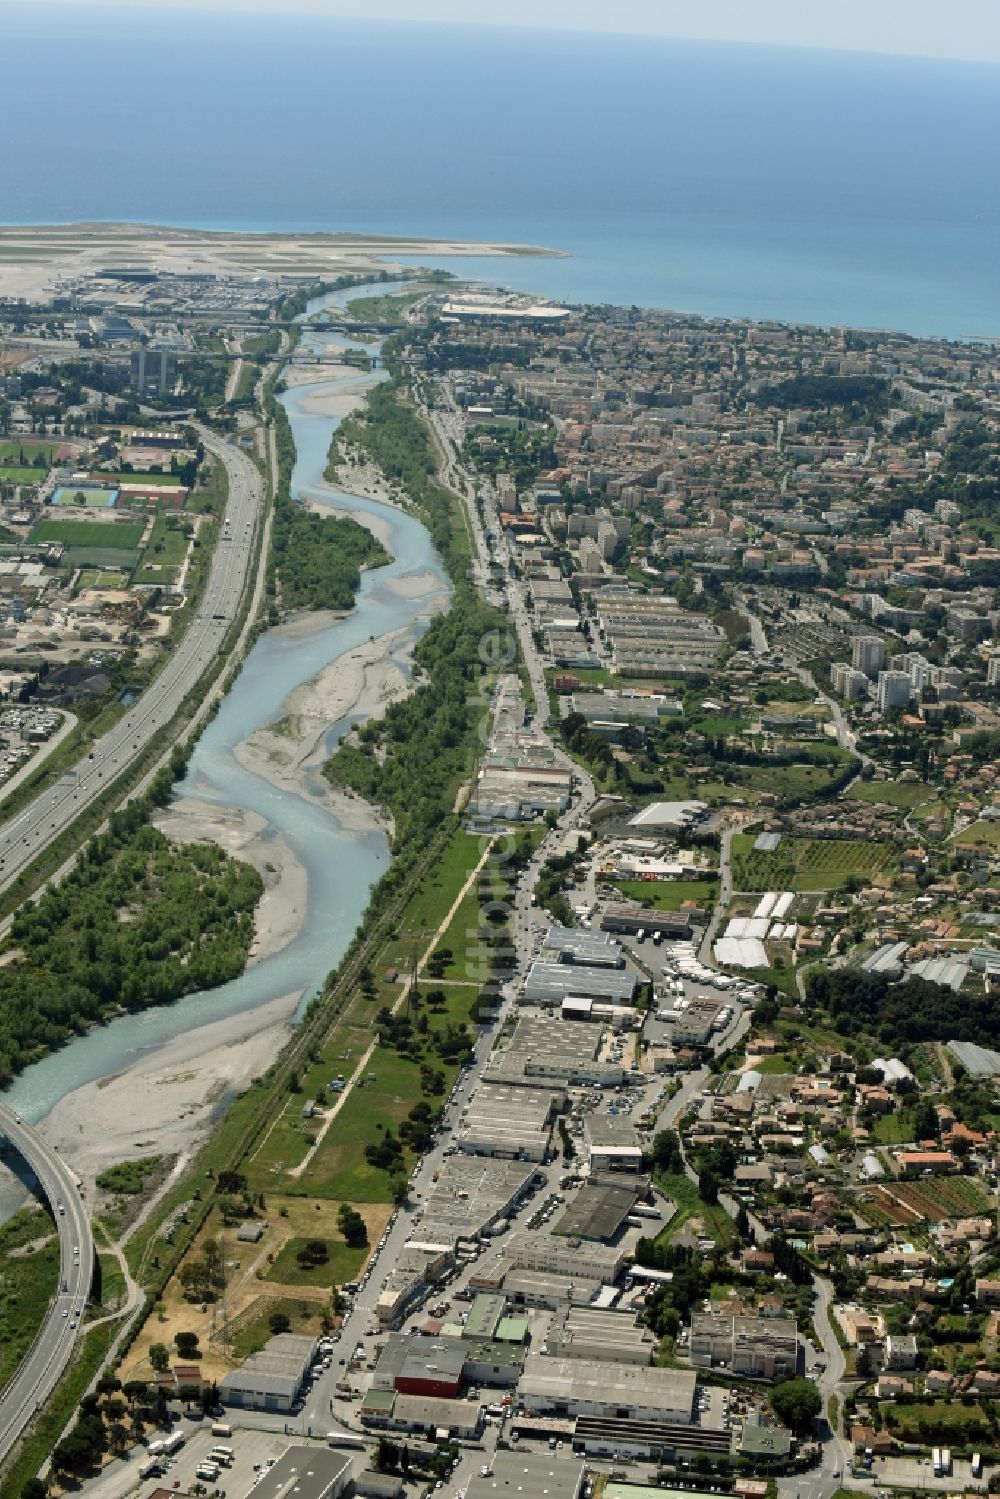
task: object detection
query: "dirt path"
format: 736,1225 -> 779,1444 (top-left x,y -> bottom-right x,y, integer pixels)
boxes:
287,837 -> 495,1181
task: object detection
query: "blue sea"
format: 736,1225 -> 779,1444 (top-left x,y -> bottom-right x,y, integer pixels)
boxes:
1,4 -> 999,338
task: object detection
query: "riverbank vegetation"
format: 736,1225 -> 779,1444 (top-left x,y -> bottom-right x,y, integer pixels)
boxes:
0,1208 -> 60,1394
265,392 -> 389,615
74,336 -> 505,1426
0,775 -> 262,1085
345,290 -> 426,324
326,375 -> 470,582
324,589 -> 501,848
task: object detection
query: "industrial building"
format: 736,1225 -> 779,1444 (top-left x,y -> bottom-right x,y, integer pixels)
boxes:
465,1455 -> 586,1499
373,1331 -> 523,1400
671,999 -> 727,1047
413,1156 -> 538,1250
490,1267 -> 604,1308
374,1243 -> 452,1329
689,1313 -> 799,1381
218,1333 -> 317,1412
601,905 -> 692,939
518,1355 -> 696,1422
583,1114 -> 644,1173
250,1447 -> 353,1499
543,925 -> 625,969
553,1179 -> 643,1242
522,961 -> 637,1007
363,1392 -> 483,1439
475,1230 -> 626,1289
546,1304 -> 658,1364
456,1082 -> 558,1161
627,800 -> 708,832
485,1016 -> 625,1089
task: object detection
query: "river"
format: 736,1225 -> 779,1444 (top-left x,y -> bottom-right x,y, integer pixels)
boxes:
0,283 -> 449,1216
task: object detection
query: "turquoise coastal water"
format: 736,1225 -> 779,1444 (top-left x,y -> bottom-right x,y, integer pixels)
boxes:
1,7 -> 999,337
0,287 -> 448,1213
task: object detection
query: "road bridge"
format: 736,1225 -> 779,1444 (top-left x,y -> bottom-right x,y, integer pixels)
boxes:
0,1102 -> 94,1465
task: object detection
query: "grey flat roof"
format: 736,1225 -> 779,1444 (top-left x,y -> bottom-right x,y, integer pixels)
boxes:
523,961 -> 636,1002
520,1355 -> 696,1415
465,1454 -> 585,1499
554,1181 -> 641,1242
249,1447 -> 352,1499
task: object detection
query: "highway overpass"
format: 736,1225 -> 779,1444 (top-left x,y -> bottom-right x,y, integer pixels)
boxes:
0,1102 -> 94,1465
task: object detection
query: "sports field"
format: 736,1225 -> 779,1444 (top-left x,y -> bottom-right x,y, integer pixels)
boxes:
0,467 -> 44,485
0,439 -> 67,464
30,519 -> 145,549
76,568 -> 131,591
52,486 -> 119,508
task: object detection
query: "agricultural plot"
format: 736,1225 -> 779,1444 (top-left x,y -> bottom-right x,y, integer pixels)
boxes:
855,1174 -> 990,1227
849,781 -> 937,809
731,833 -> 897,892
957,820 -> 1000,848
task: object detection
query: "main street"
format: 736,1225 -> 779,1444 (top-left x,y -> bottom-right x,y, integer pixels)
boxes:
0,429 -> 264,894
0,1103 -> 94,1466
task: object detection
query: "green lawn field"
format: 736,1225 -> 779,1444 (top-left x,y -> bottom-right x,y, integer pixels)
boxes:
849,781 -> 936,808
264,1236 -> 366,1290
0,439 -> 60,463
31,518 -> 145,549
141,516 -> 190,566
614,877 -> 719,911
0,466 -> 44,484
956,820 -> 1000,847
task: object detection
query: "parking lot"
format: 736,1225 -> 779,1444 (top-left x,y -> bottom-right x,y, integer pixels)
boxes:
870,1454 -> 986,1491
151,1426 -> 337,1496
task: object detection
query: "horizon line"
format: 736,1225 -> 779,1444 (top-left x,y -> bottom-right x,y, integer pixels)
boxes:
6,0 -> 1000,70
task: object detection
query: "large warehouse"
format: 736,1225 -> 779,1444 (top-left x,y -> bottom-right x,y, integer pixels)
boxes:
543,926 -> 626,969
219,1333 -> 317,1412
522,961 -> 637,1006
518,1355 -> 697,1423
250,1448 -> 353,1499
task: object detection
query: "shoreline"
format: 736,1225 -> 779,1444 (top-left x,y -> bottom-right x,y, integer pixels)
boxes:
0,222 -> 564,301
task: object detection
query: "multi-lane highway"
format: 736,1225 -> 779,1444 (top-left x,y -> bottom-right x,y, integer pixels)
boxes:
0,1102 -> 93,1465
0,428 -> 264,895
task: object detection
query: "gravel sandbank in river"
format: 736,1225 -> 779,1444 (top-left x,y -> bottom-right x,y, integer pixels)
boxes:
151,800 -> 308,970
42,990 -> 300,1198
